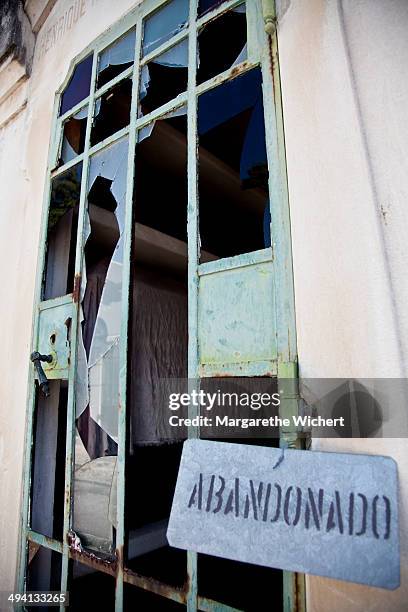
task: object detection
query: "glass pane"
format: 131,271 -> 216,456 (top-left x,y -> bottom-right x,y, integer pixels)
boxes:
139,40 -> 188,116
97,29 -> 136,88
91,78 -> 132,146
198,68 -> 269,260
43,162 -> 82,299
143,0 -> 189,56
60,106 -> 87,166
60,54 -> 93,116
197,4 -> 247,84
73,137 -> 129,555
30,382 -> 67,541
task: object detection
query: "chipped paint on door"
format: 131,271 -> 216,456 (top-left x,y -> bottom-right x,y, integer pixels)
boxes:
198,252 -> 277,377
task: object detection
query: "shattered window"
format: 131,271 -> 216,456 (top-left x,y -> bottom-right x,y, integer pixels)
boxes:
139,39 -> 188,115
198,68 -> 269,259
142,0 -> 189,56
91,78 -> 132,145
125,109 -> 188,582
60,54 -> 93,116
73,137 -> 128,553
197,4 -> 247,84
97,29 -> 136,88
60,106 -> 87,165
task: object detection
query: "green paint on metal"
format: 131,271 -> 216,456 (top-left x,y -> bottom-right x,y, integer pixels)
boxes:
59,48 -> 99,612
94,66 -> 133,100
198,260 -> 277,370
141,29 -> 189,66
27,530 -> 64,555
37,299 -> 73,378
198,247 -> 273,277
114,16 -> 143,611
17,76 -> 62,597
187,0 -> 199,608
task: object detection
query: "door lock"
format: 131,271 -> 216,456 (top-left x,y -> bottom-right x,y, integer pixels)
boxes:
31,352 -> 53,397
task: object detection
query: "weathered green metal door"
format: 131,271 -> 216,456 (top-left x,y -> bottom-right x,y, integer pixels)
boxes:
18,1 -> 303,610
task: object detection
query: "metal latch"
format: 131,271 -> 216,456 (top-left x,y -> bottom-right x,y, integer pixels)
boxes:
31,352 -> 53,397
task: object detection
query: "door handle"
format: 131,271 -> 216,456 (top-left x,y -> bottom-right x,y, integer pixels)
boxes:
31,352 -> 53,397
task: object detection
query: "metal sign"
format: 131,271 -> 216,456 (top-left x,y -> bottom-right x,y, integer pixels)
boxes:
167,440 -> 399,589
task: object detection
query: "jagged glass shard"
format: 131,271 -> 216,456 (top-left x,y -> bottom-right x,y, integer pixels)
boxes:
97,29 -> 136,88
197,4 -> 247,84
139,39 -> 188,115
143,0 -> 188,56
60,106 -> 88,165
91,79 -> 132,145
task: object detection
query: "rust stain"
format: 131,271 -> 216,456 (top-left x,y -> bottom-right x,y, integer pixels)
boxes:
68,530 -> 117,576
66,538 -> 187,604
68,547 -> 117,577
115,544 -> 123,567
28,531 -> 59,552
28,541 -> 40,565
72,273 -> 81,303
230,60 -> 249,78
209,372 -> 235,378
208,61 -> 250,90
294,571 -> 306,612
123,568 -> 187,604
268,43 -> 276,96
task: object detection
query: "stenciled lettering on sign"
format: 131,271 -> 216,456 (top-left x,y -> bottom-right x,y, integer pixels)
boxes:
167,441 -> 399,589
187,474 -> 392,540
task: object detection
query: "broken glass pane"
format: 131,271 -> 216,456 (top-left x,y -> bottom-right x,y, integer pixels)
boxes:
142,0 -> 188,56
97,28 -> 136,88
73,137 -> 128,555
197,4 -> 247,84
60,106 -> 87,165
91,78 -> 132,146
198,68 -> 269,259
134,109 -> 187,243
43,162 -> 82,299
124,112 -> 188,582
60,54 -> 93,116
139,39 -> 188,116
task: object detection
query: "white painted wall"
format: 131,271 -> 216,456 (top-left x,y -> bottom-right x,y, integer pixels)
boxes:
0,1 -> 407,609
277,0 -> 408,609
0,0 -> 141,591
